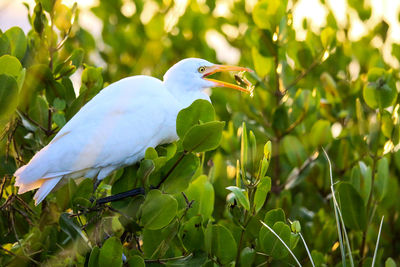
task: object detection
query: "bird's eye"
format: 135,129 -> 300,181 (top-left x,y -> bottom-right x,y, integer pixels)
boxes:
198,66 -> 206,73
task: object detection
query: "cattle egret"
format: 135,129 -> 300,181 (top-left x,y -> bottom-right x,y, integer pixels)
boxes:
14,58 -> 252,205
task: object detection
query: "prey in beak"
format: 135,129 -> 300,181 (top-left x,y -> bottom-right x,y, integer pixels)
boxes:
202,65 -> 254,94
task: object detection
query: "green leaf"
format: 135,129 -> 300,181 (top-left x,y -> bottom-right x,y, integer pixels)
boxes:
145,147 -> 158,160
59,213 -> 89,245
70,48 -> 84,68
240,247 -> 255,267
273,105 -> 289,133
80,65 -> 103,98
363,68 -> 397,109
161,152 -> 199,193
140,189 -> 178,230
385,257 -> 397,267
40,0 -> 56,12
392,43 -> 400,62
259,221 -> 291,259
166,252 -> 207,266
259,141 -> 272,178
127,255 -> 145,267
176,99 -> 215,138
254,176 -> 271,213
321,27 -> 336,48
205,224 -> 237,265
309,120 -> 332,147
53,113 -> 66,127
337,182 -> 367,230
297,48 -> 313,69
71,178 -> 92,205
0,55 -> 22,78
28,95 -> 49,129
5,27 -> 27,60
251,47 -> 273,77
282,135 -> 307,167
53,97 -> 66,111
321,72 -> 339,102
33,2 -> 46,34
376,157 -> 389,201
0,74 -> 19,120
0,33 -> 10,56
290,233 -> 300,249
263,208 -> 286,227
240,122 -> 248,176
291,220 -> 301,233
179,216 -> 205,251
88,247 -> 100,267
311,250 -> 326,266
19,64 -> 53,110
182,121 -> 225,152
226,186 -> 250,211
185,175 -> 214,222
356,98 -> 367,135
137,159 -> 155,188
98,237 -> 123,267
381,110 -> 394,138
253,0 -> 286,31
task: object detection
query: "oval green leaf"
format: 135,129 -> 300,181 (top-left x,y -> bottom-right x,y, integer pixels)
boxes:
259,221 -> 291,259
0,74 -> 19,120
140,189 -> 178,230
205,224 -> 237,265
176,99 -> 215,138
254,176 -> 271,213
182,121 -> 225,152
5,27 -> 27,60
98,237 -> 123,267
185,175 -> 214,222
337,182 -> 367,230
309,120 -> 332,147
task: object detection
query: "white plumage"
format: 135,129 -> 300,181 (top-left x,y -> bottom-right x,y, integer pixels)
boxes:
14,58 -> 251,205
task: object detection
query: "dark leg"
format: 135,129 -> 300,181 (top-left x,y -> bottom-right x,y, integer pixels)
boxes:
96,187 -> 145,205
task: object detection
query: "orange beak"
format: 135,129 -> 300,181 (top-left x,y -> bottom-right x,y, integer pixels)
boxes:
202,64 -> 254,93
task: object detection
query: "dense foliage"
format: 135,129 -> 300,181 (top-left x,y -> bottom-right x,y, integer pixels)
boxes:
0,0 -> 399,266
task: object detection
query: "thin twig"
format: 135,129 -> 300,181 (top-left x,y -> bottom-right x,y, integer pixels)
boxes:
0,245 -> 17,256
145,252 -> 191,263
285,52 -> 323,92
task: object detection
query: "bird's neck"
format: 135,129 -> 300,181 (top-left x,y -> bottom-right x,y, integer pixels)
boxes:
164,82 -> 211,108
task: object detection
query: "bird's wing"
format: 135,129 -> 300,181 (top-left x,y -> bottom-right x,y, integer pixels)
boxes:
15,76 -> 180,185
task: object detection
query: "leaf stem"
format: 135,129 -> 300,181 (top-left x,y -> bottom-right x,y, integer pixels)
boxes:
156,151 -> 187,188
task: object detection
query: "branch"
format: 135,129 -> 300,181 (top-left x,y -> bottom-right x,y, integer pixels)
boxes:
284,51 -> 325,93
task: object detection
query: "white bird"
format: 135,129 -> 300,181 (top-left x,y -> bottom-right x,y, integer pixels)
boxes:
14,58 -> 252,205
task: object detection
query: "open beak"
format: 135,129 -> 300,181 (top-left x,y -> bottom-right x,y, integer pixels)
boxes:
202,64 -> 253,93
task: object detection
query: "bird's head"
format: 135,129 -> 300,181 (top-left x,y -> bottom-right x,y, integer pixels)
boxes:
163,58 -> 253,94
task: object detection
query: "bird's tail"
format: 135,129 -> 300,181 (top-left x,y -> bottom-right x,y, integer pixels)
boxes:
33,177 -> 62,205
14,160 -> 63,205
